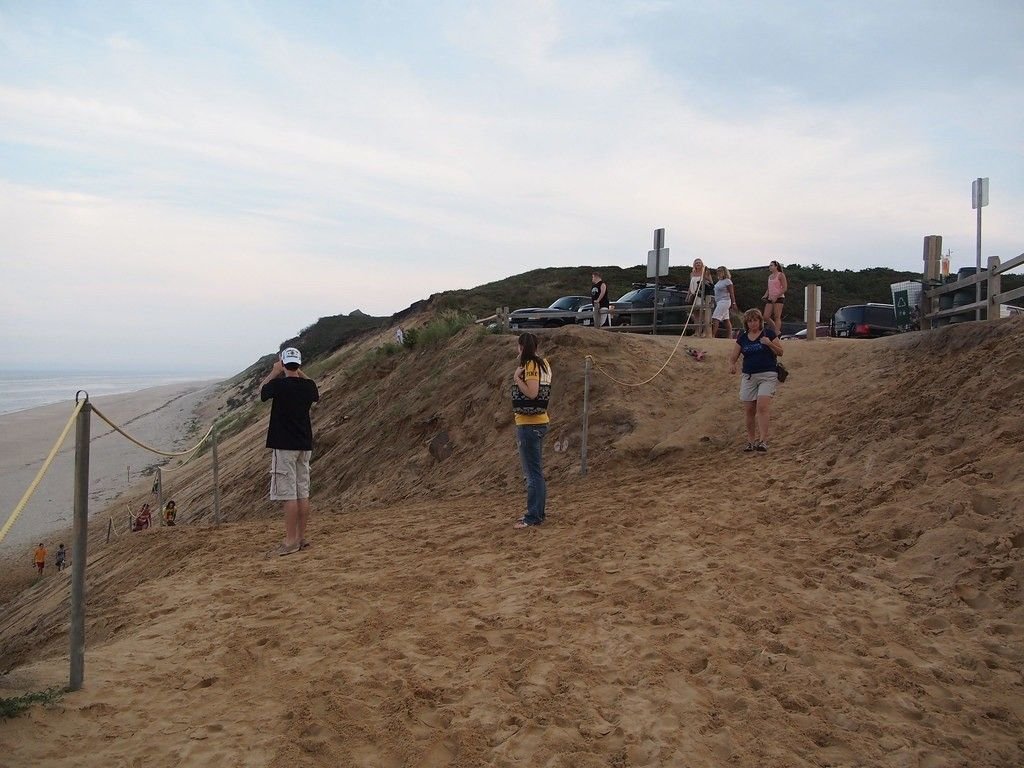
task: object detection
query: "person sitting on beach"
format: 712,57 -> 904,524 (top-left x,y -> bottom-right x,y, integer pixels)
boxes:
55,543 -> 67,571
34,543 -> 47,575
132,503 -> 153,532
163,500 -> 177,526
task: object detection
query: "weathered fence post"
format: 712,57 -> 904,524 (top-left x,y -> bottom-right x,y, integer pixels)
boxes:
581,358 -> 591,476
156,467 -> 163,526
69,396 -> 91,692
921,235 -> 942,330
806,283 -> 819,340
987,255 -> 1001,322
105,518 -> 113,544
212,426 -> 222,525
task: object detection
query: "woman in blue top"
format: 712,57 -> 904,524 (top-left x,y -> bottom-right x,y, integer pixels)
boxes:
729,308 -> 784,452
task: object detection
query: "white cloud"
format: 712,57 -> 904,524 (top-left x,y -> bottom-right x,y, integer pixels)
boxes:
1,2 -> 1022,369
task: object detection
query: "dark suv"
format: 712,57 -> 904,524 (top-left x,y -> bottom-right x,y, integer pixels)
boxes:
510,296 -> 591,330
608,285 -> 689,327
831,303 -> 898,338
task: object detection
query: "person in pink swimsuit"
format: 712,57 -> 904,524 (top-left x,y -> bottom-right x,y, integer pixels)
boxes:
761,261 -> 788,333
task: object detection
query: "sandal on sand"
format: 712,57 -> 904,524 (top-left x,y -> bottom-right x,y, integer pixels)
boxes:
266,543 -> 300,558
755,440 -> 768,452
513,519 -> 541,529
743,442 -> 757,452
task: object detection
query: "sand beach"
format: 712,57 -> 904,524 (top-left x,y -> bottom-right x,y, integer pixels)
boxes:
0,380 -> 219,552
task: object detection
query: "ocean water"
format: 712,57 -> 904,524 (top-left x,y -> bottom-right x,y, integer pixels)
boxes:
0,371 -> 224,417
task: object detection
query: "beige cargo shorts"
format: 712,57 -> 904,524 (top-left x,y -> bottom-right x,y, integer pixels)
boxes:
269,449 -> 312,501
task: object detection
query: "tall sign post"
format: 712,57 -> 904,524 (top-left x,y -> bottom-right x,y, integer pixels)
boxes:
972,177 -> 989,321
647,228 -> 669,335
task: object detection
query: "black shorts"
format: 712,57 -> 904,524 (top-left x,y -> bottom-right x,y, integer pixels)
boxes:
766,295 -> 785,305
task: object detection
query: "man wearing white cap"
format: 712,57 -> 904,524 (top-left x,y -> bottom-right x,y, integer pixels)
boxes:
259,347 -> 319,556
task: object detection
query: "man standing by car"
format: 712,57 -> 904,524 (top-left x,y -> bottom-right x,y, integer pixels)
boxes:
260,347 -> 319,556
591,271 -> 610,328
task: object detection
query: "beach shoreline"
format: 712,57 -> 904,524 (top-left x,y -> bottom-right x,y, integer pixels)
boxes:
0,379 -> 221,554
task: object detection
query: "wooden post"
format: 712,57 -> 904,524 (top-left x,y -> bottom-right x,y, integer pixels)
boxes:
921,235 -> 942,330
987,255 -> 1001,322
806,283 -> 818,340
580,358 -> 591,476
156,467 -> 163,526
105,518 -> 113,544
69,399 -> 91,691
211,427 -> 222,525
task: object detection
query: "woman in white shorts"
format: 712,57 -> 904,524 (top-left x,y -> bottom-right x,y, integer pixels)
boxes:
729,308 -> 784,452
712,266 -> 739,338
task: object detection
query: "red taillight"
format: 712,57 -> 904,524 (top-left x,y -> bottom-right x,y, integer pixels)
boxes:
855,323 -> 870,335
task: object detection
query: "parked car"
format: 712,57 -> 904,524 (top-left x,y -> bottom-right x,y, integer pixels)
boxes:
510,296 -> 591,330
604,284 -> 689,327
781,325 -> 831,340
831,303 -> 898,338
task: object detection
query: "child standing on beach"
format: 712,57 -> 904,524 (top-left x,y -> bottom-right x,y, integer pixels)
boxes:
55,543 -> 67,571
34,543 -> 46,575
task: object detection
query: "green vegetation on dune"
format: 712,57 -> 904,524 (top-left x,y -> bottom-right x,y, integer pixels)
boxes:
0,687 -> 63,720
280,311 -> 387,363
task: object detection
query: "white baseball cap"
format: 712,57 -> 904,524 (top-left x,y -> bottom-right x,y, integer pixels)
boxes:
280,347 -> 302,366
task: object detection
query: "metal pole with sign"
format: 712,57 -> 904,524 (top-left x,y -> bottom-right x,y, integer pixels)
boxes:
647,228 -> 669,335
972,177 -> 989,321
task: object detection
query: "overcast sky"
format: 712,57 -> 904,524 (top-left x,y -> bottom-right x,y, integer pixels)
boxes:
1,1 -> 1022,371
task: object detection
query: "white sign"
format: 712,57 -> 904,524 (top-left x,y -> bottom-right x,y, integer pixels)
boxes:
647,247 -> 670,278
972,177 -> 989,209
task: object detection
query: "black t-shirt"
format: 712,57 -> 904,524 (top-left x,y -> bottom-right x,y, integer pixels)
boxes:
591,281 -> 609,308
261,377 -> 320,450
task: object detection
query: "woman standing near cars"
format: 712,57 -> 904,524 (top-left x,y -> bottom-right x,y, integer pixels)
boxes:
687,258 -> 714,337
511,332 -> 552,529
712,266 -> 740,338
761,261 -> 788,332
729,309 -> 784,452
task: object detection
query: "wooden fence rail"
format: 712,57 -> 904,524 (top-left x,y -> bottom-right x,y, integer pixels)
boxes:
923,252 -> 1024,326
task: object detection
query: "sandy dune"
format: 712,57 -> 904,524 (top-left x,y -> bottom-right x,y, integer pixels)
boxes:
1,321 -> 1022,767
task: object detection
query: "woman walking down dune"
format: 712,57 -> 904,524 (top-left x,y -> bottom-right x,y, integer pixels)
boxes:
511,332 -> 552,529
730,309 -> 784,452
761,260 -> 788,333
712,266 -> 739,338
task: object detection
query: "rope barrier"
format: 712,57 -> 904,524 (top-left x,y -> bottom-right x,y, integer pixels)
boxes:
0,401 -> 85,546
586,281 -> 708,388
90,405 -> 214,459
